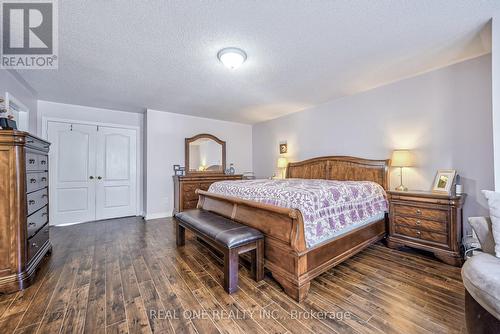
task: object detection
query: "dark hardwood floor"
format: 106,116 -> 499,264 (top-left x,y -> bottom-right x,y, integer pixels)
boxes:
0,217 -> 466,334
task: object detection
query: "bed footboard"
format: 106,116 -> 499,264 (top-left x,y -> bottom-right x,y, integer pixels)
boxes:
196,189 -> 387,302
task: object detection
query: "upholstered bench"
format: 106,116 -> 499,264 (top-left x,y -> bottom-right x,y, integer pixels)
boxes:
174,209 -> 264,293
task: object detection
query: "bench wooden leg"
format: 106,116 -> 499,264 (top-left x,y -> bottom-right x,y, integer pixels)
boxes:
175,220 -> 185,247
224,248 -> 239,294
251,239 -> 264,282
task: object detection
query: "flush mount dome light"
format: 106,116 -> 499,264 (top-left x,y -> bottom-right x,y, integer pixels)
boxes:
217,47 -> 247,70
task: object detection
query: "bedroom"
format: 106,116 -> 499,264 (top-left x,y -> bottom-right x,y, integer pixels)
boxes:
0,1 -> 499,333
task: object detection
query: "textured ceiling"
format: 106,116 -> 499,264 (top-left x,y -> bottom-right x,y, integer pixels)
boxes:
18,0 -> 498,124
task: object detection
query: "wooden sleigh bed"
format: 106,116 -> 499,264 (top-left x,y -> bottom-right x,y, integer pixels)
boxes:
196,156 -> 390,301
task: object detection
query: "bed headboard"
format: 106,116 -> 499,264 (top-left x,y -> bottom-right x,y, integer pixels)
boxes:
286,156 -> 390,189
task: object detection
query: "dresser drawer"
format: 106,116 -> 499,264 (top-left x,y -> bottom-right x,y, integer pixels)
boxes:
26,153 -> 39,171
198,182 -> 212,191
25,153 -> 48,172
26,172 -> 48,193
27,206 -> 48,238
182,183 -> 198,193
28,224 -> 49,262
183,199 -> 199,210
182,182 -> 213,202
394,216 -> 447,233
38,155 -> 48,170
27,188 -> 48,215
394,225 -> 447,245
394,204 -> 447,221
183,191 -> 199,201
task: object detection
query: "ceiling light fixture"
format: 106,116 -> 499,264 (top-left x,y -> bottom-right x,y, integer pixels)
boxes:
217,47 -> 247,70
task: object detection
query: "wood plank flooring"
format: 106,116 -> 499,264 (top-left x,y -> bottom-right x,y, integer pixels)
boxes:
0,217 -> 466,334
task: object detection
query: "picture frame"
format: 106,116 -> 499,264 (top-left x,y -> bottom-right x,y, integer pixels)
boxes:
279,143 -> 288,154
432,169 -> 456,194
173,165 -> 185,176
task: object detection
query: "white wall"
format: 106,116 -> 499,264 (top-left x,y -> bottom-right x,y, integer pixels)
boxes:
145,109 -> 253,219
0,70 -> 38,133
253,55 -> 494,224
37,100 -> 145,214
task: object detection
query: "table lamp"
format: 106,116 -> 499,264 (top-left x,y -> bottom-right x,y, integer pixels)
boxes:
277,157 -> 288,179
391,150 -> 414,191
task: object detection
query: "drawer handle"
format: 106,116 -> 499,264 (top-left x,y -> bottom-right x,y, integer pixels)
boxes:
416,220 -> 421,225
30,178 -> 37,183
44,229 -> 49,234
416,231 -> 421,237
29,159 -> 35,164
27,140 -> 34,143
32,242 -> 38,248
40,160 -> 47,165
42,212 -> 47,216
41,177 -> 47,182
42,194 -> 48,198
416,209 -> 422,215
28,222 -> 36,227
29,200 -> 35,205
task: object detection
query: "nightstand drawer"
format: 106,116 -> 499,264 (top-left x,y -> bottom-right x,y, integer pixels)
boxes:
394,204 -> 447,221
394,225 -> 447,244
394,216 -> 447,233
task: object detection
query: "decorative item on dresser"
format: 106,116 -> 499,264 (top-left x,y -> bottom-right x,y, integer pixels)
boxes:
0,131 -> 51,293
387,190 -> 466,266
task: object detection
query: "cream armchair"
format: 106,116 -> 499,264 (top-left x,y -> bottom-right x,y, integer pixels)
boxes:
461,217 -> 500,333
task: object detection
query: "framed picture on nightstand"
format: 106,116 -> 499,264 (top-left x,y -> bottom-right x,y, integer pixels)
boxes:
432,169 -> 456,194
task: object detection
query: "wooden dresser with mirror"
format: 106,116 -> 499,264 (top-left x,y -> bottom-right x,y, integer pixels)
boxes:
173,134 -> 242,214
0,131 -> 52,293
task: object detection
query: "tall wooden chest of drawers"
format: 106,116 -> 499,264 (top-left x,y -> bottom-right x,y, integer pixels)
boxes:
387,190 -> 465,266
0,131 -> 52,293
173,174 -> 243,214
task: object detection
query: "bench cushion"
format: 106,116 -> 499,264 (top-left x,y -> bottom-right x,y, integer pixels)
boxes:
174,209 -> 263,249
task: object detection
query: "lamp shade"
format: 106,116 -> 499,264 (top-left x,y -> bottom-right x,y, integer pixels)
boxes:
277,157 -> 288,168
391,150 -> 414,167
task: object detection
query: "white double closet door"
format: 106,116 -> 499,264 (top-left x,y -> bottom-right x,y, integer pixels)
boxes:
47,121 -> 137,225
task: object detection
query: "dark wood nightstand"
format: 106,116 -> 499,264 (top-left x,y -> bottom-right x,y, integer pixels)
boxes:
386,190 -> 466,266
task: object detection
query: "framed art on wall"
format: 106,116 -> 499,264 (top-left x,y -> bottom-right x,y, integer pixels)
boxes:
432,169 -> 456,194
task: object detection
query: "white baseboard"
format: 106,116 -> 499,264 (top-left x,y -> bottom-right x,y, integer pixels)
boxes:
145,212 -> 172,220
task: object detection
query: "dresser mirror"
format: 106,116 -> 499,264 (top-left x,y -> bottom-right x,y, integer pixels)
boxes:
185,134 -> 226,175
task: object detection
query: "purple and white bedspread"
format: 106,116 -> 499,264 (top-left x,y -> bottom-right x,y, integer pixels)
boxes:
208,179 -> 388,248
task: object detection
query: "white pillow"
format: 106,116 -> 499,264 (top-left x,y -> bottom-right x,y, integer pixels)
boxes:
482,190 -> 500,257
